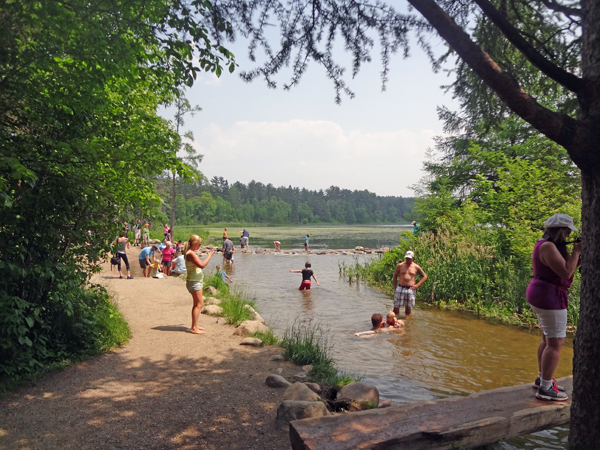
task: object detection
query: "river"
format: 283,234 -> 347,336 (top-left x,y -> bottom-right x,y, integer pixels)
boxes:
213,225 -> 572,449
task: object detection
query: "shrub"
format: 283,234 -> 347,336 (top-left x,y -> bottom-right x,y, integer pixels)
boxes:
218,287 -> 256,326
250,330 -> 280,345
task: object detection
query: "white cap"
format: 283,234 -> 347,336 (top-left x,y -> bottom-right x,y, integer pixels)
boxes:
544,214 -> 578,231
405,251 -> 414,259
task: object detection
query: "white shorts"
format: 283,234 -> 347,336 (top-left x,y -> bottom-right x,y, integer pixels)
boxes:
530,305 -> 567,339
394,286 -> 415,309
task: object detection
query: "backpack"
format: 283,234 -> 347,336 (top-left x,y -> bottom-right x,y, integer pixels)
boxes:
110,255 -> 119,269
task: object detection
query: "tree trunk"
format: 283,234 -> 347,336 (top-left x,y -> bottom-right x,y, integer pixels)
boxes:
569,168 -> 600,448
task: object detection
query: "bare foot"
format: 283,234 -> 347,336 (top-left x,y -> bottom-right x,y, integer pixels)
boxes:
190,329 -> 205,335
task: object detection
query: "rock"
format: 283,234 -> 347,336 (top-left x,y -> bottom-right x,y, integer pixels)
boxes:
378,398 -> 396,408
354,250 -> 365,254
205,296 -> 221,305
277,368 -> 283,374
283,382 -> 320,402
270,354 -> 285,362
354,246 -> 364,251
292,372 -> 308,382
205,286 -> 219,295
302,364 -> 313,372
150,239 -> 162,244
240,337 -> 263,347
243,305 -> 266,324
216,317 -> 228,324
233,320 -> 269,336
379,247 -> 390,253
266,374 -> 291,388
304,382 -> 321,394
276,401 -> 329,430
336,382 -> 379,409
201,305 -> 223,316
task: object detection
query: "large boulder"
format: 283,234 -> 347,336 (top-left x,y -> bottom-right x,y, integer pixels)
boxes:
283,382 -> 320,402
336,382 -> 379,409
266,374 -> 292,388
243,305 -> 265,324
354,246 -> 364,251
205,296 -> 221,305
205,286 -> 220,296
240,337 -> 263,347
201,305 -> 223,316
276,401 -> 329,430
233,320 -> 269,336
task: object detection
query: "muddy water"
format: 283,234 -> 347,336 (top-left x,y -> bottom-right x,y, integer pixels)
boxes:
227,252 -> 572,449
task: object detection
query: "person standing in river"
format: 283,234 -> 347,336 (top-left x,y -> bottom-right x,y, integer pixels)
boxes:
526,214 -> 581,402
290,261 -> 319,290
304,234 -> 310,252
239,229 -> 249,249
392,251 -> 427,316
222,236 -> 235,268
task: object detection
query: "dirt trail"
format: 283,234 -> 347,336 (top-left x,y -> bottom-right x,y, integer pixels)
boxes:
0,248 -> 295,449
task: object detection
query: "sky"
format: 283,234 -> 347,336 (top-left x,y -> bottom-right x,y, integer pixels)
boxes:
161,27 -> 459,198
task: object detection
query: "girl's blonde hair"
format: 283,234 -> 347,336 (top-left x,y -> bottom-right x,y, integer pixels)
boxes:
184,235 -> 202,254
216,264 -> 222,270
386,311 -> 396,320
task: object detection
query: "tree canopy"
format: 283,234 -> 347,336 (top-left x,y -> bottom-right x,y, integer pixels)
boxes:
0,0 -> 233,382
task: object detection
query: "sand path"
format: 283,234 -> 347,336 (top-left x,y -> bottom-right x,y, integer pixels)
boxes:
0,248 -> 295,449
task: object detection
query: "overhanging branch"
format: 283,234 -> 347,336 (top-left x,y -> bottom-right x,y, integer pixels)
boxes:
473,0 -> 582,93
406,0 -> 582,154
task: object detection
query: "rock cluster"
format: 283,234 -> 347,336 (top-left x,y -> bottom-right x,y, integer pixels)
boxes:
193,246 -> 390,256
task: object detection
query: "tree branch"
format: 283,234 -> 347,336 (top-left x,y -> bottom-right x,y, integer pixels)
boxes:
472,0 -> 583,93
539,0 -> 582,17
406,0 -> 583,154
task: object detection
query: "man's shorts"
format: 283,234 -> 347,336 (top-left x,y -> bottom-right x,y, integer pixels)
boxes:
241,236 -> 249,246
299,280 -> 311,290
139,258 -> 149,269
224,251 -> 233,261
394,286 -> 416,309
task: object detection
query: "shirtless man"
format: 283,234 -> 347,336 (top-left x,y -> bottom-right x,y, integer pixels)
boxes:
392,250 -> 427,316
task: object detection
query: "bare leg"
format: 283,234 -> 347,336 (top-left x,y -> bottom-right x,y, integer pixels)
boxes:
541,337 -> 565,380
405,306 -> 412,316
393,306 -> 400,315
190,289 -> 205,334
537,335 -> 547,373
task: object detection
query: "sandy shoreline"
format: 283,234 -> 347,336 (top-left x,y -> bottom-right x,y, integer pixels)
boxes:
0,248 -> 297,449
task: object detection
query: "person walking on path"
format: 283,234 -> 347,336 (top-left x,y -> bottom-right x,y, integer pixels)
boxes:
526,214 -> 581,402
392,250 -> 427,316
143,222 -> 150,247
222,236 -> 235,268
115,231 -> 133,279
139,245 -> 159,278
290,261 -> 319,290
161,242 -> 176,276
185,235 -> 214,335
163,224 -> 170,240
304,234 -> 310,252
239,229 -> 249,249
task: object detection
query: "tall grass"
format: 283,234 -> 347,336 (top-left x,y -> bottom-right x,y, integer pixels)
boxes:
281,321 -> 363,388
212,285 -> 256,326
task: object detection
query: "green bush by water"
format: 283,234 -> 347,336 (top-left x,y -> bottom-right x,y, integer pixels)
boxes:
249,330 -> 280,345
214,287 -> 256,326
280,321 -> 362,388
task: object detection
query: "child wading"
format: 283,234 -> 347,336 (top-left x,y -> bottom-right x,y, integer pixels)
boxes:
290,262 -> 319,290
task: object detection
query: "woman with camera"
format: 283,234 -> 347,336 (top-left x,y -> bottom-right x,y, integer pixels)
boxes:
526,214 -> 581,401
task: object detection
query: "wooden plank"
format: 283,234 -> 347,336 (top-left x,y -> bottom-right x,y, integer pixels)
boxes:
290,376 -> 572,450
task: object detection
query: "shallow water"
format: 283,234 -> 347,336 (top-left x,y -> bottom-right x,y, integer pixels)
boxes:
226,251 -> 572,449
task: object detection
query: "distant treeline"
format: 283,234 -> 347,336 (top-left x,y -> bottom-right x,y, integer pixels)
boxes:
156,176 -> 415,225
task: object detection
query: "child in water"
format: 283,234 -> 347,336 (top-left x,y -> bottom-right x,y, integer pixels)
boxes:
216,264 -> 233,284
290,261 -> 319,290
386,311 -> 404,328
355,312 -> 403,337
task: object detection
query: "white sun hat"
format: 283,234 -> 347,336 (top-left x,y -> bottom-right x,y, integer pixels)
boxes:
405,251 -> 415,259
544,214 -> 578,231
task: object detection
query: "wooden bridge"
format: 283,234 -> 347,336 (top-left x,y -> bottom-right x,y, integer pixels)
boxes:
290,376 -> 572,449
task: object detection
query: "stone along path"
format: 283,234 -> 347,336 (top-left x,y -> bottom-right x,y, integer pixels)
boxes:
0,250 -> 298,450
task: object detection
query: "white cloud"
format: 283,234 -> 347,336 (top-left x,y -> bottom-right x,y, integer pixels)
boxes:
191,120 -> 435,197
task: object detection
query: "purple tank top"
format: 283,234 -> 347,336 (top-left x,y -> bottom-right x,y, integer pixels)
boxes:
526,239 -> 571,310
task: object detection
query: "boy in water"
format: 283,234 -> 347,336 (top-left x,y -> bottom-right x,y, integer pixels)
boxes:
355,313 -> 388,337
216,265 -> 234,284
290,261 -> 319,290
386,310 -> 404,328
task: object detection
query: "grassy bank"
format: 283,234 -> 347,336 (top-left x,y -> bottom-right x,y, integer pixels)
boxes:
202,278 -> 362,389
343,229 -> 580,329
